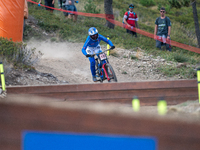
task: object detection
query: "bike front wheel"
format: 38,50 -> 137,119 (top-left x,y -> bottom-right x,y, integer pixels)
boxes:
105,64 -> 117,82
95,60 -> 105,82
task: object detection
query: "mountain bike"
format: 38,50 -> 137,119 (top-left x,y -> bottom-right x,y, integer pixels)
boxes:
87,48 -> 117,83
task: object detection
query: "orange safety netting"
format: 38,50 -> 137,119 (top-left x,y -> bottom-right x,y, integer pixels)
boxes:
28,0 -> 200,54
0,0 -> 24,42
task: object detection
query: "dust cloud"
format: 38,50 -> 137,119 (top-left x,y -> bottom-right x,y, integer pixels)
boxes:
27,40 -> 93,83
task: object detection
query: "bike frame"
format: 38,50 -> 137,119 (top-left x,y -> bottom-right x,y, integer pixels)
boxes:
91,49 -> 112,82
97,55 -> 111,81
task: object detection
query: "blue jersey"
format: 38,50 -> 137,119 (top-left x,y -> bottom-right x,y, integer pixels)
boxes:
82,34 -> 114,55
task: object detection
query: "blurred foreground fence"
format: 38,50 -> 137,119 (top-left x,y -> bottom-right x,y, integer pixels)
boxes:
1,95 -> 200,150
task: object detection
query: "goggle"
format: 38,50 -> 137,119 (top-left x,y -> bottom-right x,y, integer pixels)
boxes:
91,34 -> 98,38
160,11 -> 165,13
129,7 -> 134,8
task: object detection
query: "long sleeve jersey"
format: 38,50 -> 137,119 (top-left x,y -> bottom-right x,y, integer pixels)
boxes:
82,34 -> 114,55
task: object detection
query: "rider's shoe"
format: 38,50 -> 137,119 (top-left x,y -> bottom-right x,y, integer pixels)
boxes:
92,76 -> 98,82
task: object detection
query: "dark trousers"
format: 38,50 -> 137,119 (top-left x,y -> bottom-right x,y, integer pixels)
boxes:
156,35 -> 172,51
126,29 -> 137,37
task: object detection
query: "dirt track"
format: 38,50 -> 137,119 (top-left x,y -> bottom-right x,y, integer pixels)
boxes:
27,39 -> 181,84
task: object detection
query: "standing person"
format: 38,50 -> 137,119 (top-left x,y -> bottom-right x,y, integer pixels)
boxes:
82,27 -> 115,82
59,0 -> 78,21
67,0 -> 78,22
38,0 -> 55,13
154,7 -> 172,51
23,0 -> 28,33
123,4 -> 139,37
58,0 -> 64,9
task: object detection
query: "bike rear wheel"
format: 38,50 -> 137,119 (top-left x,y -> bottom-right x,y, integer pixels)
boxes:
105,63 -> 117,82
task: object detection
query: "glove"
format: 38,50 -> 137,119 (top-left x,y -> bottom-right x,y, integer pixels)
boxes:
86,54 -> 91,58
110,46 -> 115,50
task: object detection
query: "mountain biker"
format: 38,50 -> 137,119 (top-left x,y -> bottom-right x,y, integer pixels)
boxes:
82,27 -> 115,82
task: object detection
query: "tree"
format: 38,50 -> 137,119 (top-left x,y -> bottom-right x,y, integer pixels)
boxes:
191,0 -> 200,48
104,0 -> 115,29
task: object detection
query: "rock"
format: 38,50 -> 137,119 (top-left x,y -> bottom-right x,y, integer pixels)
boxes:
160,59 -> 165,62
177,63 -> 187,68
36,75 -> 40,79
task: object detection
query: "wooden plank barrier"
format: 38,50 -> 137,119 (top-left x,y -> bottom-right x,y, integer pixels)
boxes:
6,80 -> 198,105
0,95 -> 200,150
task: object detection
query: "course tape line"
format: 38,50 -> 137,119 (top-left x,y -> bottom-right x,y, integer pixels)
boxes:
27,0 -> 200,54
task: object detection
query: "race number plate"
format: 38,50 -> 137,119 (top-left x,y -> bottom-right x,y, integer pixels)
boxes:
99,53 -> 106,60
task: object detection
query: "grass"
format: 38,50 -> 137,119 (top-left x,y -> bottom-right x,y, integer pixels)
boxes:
131,55 -> 138,60
157,65 -> 197,78
173,53 -> 188,63
0,37 -> 43,70
122,71 -> 128,74
24,0 -> 200,79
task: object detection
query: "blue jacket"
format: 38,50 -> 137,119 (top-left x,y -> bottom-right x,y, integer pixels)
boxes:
82,34 -> 114,55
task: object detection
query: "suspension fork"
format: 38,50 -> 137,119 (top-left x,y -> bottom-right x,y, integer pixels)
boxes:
102,63 -> 110,81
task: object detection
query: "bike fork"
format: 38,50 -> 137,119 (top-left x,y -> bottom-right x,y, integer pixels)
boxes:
102,63 -> 110,81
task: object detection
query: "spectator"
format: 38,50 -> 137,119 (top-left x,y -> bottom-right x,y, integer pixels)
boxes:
67,0 -> 78,22
38,0 -> 55,13
23,0 -> 28,36
58,0 -> 64,9
154,7 -> 172,51
123,4 -> 139,37
58,0 -> 78,21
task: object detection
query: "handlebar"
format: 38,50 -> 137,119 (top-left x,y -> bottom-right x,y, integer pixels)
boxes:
86,48 -> 114,57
